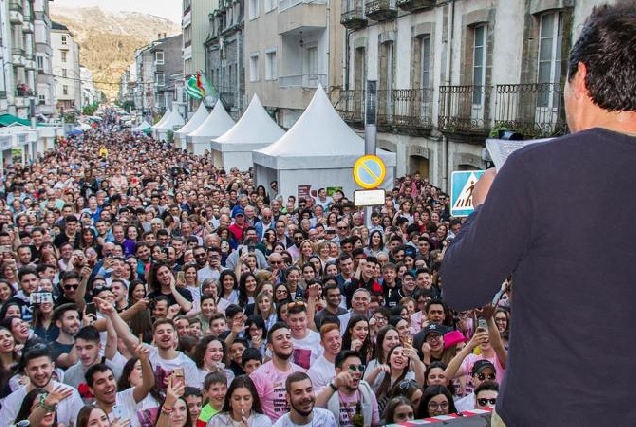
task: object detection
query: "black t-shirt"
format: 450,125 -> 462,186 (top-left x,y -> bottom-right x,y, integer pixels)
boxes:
148,287 -> 193,313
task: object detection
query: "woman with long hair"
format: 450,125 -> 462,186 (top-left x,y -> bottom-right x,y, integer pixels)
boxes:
382,396 -> 415,425
206,375 -> 272,427
0,279 -> 16,309
0,264 -> 18,291
342,315 -> 373,364
245,315 -> 267,355
256,229 -> 278,257
117,356 -> 162,425
192,335 -> 234,388
253,291 -> 277,332
238,272 -> 259,307
295,240 -> 315,268
218,270 -> 239,306
364,326 -> 400,388
181,263 -> 201,314
155,373 -> 192,427
32,297 -> 57,342
147,263 -> 192,314
0,327 -> 18,398
416,385 -> 457,419
365,230 -> 387,257
371,344 -> 426,414
14,387 -> 66,427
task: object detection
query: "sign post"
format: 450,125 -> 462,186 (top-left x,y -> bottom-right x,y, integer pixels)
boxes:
362,81 -> 378,225
450,170 -> 486,217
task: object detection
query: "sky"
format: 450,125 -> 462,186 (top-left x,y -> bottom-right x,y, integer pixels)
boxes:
52,0 -> 182,24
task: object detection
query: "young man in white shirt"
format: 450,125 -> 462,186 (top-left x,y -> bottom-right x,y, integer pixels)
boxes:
307,323 -> 342,391
274,372 -> 337,427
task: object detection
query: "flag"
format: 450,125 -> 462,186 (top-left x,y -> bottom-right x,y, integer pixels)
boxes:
185,73 -> 205,99
201,74 -> 219,101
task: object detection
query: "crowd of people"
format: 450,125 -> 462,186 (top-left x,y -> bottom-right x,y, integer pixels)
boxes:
0,113 -> 510,427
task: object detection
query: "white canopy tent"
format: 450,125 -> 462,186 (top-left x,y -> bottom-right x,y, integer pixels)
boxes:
132,120 -> 151,132
155,109 -> 185,142
151,109 -> 171,138
253,85 -> 396,201
186,100 -> 235,155
210,94 -> 285,171
175,103 -> 209,150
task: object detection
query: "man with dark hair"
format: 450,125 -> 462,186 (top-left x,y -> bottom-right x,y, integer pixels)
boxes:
51,303 -> 80,369
0,344 -> 83,425
85,345 -> 154,427
286,301 -> 322,370
315,350 -> 379,426
250,322 -> 304,423
242,348 -> 262,374
441,4 -> 636,426
273,371 -> 337,427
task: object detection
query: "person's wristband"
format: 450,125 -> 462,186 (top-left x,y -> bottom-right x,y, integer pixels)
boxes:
39,394 -> 57,412
329,382 -> 338,391
161,406 -> 173,414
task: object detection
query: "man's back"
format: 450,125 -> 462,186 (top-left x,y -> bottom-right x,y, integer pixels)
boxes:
442,129 -> 636,426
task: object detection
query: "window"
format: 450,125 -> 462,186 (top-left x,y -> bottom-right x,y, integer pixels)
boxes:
537,12 -> 563,107
421,35 -> 431,93
249,0 -> 259,19
38,94 -> 45,105
265,50 -> 277,80
307,46 -> 318,76
155,51 -> 164,65
264,0 -> 275,12
36,55 -> 44,73
61,35 -> 67,45
61,51 -> 67,62
249,54 -> 259,82
62,69 -> 67,78
156,72 -> 165,86
63,85 -> 68,95
472,24 -> 486,105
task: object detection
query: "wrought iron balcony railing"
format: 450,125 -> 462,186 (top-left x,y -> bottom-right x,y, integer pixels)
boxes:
365,0 -> 397,21
438,85 -> 491,135
377,88 -> 434,135
330,89 -> 365,128
341,7 -> 368,29
494,83 -> 568,138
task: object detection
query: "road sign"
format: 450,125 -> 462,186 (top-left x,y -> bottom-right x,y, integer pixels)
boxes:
353,155 -> 386,189
450,170 -> 485,217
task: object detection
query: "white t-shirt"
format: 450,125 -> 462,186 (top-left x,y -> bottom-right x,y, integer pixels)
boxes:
206,411 -> 273,427
0,381 -> 83,427
307,355 -> 336,391
291,330 -> 323,370
273,408 -> 338,427
147,345 -> 199,392
111,388 -> 140,427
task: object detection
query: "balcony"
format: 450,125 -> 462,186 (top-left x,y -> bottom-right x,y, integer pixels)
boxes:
279,74 -> 327,88
377,88 -> 434,136
341,7 -> 368,30
9,11 -> 23,25
494,83 -> 568,139
365,0 -> 397,22
12,48 -> 25,67
22,21 -> 34,34
331,89 -> 365,128
278,0 -> 327,35
438,85 -> 491,141
13,93 -> 27,107
396,0 -> 434,12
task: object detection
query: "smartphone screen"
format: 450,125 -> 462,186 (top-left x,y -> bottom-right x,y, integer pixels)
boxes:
176,271 -> 185,283
86,302 -> 96,316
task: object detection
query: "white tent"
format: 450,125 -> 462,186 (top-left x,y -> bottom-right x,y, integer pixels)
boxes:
253,85 -> 396,201
151,109 -> 171,137
175,103 -> 209,150
155,109 -> 185,142
186,100 -> 235,155
132,120 -> 151,132
210,94 -> 285,171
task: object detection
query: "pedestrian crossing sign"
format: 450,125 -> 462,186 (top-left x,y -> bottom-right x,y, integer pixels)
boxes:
450,170 -> 485,217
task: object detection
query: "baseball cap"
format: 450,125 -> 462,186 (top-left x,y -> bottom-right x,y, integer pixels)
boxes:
471,359 -> 496,376
232,207 -> 244,218
421,323 -> 450,340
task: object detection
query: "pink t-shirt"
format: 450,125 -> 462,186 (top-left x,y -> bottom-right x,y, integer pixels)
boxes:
249,360 -> 305,422
337,390 -> 380,427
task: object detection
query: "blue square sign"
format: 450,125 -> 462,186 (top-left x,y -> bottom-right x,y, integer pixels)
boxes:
450,170 -> 485,217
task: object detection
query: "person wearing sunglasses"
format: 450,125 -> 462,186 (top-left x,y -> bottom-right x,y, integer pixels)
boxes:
315,350 -> 380,426
474,380 -> 498,410
454,360 -> 498,413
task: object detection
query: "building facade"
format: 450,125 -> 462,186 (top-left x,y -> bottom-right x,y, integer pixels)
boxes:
33,0 -> 55,118
335,0 -> 612,189
205,0 -> 245,119
243,0 -> 345,128
51,21 -> 80,111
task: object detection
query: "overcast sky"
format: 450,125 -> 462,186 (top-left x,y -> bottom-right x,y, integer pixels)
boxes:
52,0 -> 182,23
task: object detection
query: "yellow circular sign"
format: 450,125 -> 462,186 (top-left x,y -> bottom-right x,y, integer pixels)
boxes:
353,155 -> 386,189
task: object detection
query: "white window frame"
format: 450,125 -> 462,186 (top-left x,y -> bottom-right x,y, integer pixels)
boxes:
265,49 -> 277,80
249,53 -> 260,82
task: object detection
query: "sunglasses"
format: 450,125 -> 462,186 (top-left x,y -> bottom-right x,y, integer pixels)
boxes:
64,284 -> 79,290
347,364 -> 366,372
477,398 -> 497,406
476,372 -> 496,381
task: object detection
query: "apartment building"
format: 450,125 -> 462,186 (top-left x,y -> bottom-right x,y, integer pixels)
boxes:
51,21 -> 80,111
335,0 -> 608,188
33,0 -> 55,117
243,0 -> 345,128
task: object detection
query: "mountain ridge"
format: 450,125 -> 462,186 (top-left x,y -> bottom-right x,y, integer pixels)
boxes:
50,5 -> 181,101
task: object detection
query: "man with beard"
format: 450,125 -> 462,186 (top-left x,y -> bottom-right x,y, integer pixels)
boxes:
315,350 -> 379,427
85,344 -> 154,427
51,303 -> 80,369
308,323 -> 342,390
250,322 -> 305,423
101,297 -> 199,392
0,343 -> 83,425
274,372 -> 337,427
